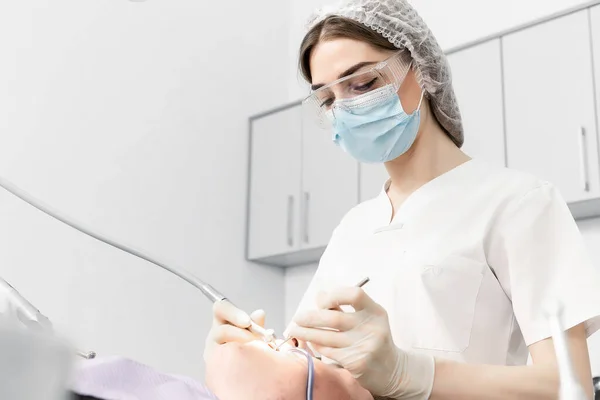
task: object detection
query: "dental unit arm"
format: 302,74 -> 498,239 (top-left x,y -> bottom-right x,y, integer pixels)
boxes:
199,282 -> 277,344
0,277 -> 53,332
0,276 -> 96,359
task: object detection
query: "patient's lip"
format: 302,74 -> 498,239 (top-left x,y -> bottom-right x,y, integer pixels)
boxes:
272,339 -> 296,352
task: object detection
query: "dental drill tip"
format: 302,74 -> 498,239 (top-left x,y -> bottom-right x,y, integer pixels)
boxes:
275,336 -> 294,351
356,277 -> 370,288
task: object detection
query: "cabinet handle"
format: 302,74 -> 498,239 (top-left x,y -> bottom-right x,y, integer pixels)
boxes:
579,127 -> 590,192
287,195 -> 294,247
303,192 -> 310,244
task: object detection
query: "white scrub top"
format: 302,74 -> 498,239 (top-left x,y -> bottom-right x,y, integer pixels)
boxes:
287,159 -> 600,365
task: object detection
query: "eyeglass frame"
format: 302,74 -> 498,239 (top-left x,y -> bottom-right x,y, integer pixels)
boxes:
302,50 -> 415,109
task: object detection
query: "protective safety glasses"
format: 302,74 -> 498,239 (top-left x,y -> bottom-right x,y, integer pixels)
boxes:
302,51 -> 415,129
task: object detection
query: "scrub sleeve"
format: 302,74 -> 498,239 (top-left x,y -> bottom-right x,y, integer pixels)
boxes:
487,182 -> 600,345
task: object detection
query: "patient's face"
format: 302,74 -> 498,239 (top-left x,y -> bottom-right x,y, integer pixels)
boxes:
205,341 -> 373,400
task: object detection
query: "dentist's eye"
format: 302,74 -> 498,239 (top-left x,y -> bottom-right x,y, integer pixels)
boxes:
352,77 -> 378,93
320,97 -> 335,108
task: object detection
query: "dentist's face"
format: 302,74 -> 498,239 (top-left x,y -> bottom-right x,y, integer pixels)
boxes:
308,38 -> 423,115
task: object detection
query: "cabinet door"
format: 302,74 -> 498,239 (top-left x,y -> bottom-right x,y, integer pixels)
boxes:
503,11 -> 600,203
301,118 -> 358,250
248,105 -> 302,260
447,39 -> 506,166
589,7 -> 600,195
359,163 -> 388,202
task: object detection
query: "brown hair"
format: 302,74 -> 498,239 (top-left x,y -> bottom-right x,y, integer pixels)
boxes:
299,16 -> 397,83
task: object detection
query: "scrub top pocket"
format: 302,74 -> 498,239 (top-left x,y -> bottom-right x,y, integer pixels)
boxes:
408,255 -> 485,353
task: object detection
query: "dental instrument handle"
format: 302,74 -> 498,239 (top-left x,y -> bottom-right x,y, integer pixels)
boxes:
247,321 -> 274,339
354,277 -> 370,288
200,282 -> 276,343
222,298 -> 275,342
198,283 -> 227,303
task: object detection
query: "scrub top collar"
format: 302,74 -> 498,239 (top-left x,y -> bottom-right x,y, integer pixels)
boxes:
375,159 -> 476,231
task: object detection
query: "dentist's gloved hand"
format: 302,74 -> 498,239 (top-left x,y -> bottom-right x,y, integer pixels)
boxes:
287,286 -> 435,400
203,301 -> 266,362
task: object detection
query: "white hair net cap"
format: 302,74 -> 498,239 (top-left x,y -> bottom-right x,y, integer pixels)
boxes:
307,0 -> 464,147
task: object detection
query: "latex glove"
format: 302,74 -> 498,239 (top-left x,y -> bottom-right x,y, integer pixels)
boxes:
203,301 -> 266,362
287,286 -> 435,399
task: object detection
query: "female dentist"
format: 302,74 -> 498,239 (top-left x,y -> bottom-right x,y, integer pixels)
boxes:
206,0 -> 600,398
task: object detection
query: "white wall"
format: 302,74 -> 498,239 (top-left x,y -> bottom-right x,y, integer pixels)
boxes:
0,0 -> 289,380
287,0 -> 593,101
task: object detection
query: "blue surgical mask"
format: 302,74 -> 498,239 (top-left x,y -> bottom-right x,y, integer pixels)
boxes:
329,85 -> 424,164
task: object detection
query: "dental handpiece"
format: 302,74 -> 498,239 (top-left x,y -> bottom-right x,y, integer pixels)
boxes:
199,282 -> 276,342
0,176 -> 274,349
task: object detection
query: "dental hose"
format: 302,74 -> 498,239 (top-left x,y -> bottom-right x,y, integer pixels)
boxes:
287,348 -> 315,400
0,176 -> 317,397
0,175 -> 218,297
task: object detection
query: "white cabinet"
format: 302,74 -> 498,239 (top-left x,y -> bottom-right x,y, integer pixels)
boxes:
247,104 -> 358,267
447,39 -> 506,167
247,105 -> 303,263
590,6 -> 600,215
502,11 -> 600,207
301,118 -> 358,251
249,6 -> 600,268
